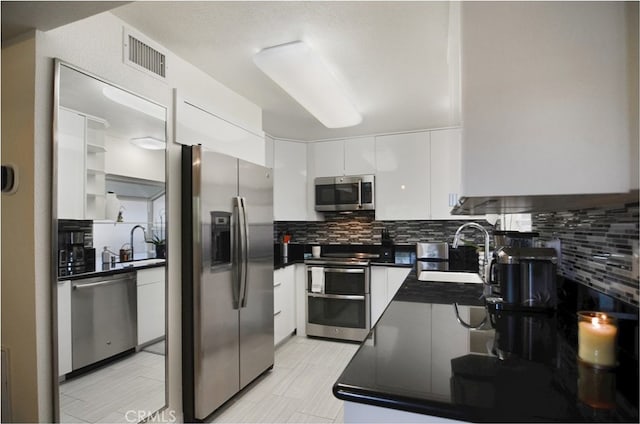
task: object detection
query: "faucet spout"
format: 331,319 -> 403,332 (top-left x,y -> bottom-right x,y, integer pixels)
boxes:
452,222 -> 491,287
130,225 -> 147,261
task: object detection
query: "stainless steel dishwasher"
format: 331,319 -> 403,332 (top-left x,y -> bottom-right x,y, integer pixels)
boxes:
71,272 -> 137,370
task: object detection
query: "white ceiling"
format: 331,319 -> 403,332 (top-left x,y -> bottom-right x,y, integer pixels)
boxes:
3,1 -> 460,142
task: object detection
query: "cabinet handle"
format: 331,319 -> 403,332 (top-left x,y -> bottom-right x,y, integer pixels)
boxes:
274,282 -> 282,287
274,310 -> 282,316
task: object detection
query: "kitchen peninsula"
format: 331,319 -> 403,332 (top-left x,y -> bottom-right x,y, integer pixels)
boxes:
333,273 -> 639,423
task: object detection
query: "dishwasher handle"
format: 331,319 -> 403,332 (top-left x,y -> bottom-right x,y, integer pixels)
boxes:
73,277 -> 133,290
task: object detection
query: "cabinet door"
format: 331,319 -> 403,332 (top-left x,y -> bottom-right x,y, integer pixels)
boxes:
57,280 -> 72,376
265,135 -> 275,169
137,267 -> 165,345
274,140 -> 307,220
294,264 -> 307,337
386,268 -> 410,301
57,109 -> 86,219
344,137 -> 376,175
274,266 -> 296,345
370,267 -> 388,326
274,269 -> 286,345
375,132 -> 430,220
309,140 -> 345,177
461,2 -> 633,196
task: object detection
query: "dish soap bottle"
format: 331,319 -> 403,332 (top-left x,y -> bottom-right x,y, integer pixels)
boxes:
101,246 -> 111,264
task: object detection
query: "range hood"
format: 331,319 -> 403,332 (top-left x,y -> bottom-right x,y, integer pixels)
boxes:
451,190 -> 639,215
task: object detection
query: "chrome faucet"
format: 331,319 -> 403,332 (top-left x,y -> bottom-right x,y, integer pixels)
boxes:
452,222 -> 491,285
130,225 -> 147,260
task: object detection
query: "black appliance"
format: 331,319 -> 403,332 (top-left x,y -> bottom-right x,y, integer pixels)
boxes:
489,247 -> 558,311
379,229 -> 394,263
58,219 -> 95,277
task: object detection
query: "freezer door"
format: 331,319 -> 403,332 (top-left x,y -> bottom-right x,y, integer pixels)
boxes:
238,159 -> 275,388
194,147 -> 241,419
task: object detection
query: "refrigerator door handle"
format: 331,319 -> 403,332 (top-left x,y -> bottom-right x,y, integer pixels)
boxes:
232,198 -> 242,309
239,197 -> 250,308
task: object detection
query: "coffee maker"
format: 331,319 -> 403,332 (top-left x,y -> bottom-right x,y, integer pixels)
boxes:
58,219 -> 95,277
490,247 -> 558,311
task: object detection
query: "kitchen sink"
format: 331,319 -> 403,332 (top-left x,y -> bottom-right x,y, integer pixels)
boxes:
417,271 -> 484,284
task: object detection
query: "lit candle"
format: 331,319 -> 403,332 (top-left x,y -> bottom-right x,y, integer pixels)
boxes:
577,311 -> 618,367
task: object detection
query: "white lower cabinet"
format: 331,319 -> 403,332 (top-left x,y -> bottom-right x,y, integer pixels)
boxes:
370,266 -> 411,325
294,264 -> 307,337
57,280 -> 72,377
274,266 -> 296,345
370,268 -> 388,327
136,267 -> 165,346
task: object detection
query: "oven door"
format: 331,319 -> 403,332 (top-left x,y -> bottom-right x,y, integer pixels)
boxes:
308,267 -> 369,295
306,293 -> 370,341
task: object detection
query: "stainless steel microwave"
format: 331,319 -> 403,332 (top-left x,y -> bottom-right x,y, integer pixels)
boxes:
314,175 -> 375,212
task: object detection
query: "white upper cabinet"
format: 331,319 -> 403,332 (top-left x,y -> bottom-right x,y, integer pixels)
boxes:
309,137 -> 376,178
309,140 -> 344,177
57,108 -> 109,220
175,92 -> 266,166
460,2 -> 637,196
265,135 -> 275,169
375,132 -> 430,220
57,108 -> 86,219
429,128 -> 482,220
344,137 -> 376,175
274,140 -> 307,221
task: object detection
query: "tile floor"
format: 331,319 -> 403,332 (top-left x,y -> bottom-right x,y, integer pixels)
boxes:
59,349 -> 165,423
207,336 -> 360,424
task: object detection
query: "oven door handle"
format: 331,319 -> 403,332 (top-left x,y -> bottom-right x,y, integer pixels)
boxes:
307,293 -> 365,301
322,268 -> 365,274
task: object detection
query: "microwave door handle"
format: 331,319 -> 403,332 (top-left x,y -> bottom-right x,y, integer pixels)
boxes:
357,179 -> 363,209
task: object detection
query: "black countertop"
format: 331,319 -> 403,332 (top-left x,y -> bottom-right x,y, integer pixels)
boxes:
58,259 -> 166,281
333,273 -> 639,422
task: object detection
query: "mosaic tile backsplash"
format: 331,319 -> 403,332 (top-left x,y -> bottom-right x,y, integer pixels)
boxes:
532,202 -> 639,306
275,211 -> 493,247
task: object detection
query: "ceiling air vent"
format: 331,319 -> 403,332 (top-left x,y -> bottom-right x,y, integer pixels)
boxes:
123,28 -> 167,80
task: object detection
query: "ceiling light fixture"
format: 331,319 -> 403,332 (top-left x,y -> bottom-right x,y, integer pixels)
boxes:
253,41 -> 362,129
102,86 -> 165,121
130,136 -> 166,150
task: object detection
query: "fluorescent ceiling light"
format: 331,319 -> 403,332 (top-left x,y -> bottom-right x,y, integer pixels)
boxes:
102,86 -> 165,121
130,136 -> 166,150
253,41 -> 362,129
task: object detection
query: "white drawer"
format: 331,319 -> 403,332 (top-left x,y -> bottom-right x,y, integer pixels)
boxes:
273,281 -> 283,316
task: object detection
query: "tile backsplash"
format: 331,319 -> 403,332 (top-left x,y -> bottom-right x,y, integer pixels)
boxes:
275,211 -> 493,247
533,202 -> 639,306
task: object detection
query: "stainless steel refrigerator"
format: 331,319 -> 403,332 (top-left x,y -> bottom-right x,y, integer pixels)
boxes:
182,145 -> 274,422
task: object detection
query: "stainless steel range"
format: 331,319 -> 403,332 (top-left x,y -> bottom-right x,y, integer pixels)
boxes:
305,253 -> 377,342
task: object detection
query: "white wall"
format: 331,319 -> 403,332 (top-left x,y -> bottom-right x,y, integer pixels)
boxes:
1,9 -> 265,422
105,135 -> 166,182
1,32 -> 49,423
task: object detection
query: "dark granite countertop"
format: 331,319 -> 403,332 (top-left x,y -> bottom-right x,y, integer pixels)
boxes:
274,258 -> 304,270
58,259 -> 165,281
370,261 -> 414,268
333,273 -> 639,422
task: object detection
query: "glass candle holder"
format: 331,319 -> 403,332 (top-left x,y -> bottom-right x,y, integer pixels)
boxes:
577,311 -> 618,368
577,360 -> 616,409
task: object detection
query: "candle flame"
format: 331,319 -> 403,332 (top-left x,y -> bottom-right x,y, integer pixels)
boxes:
591,317 -> 601,328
